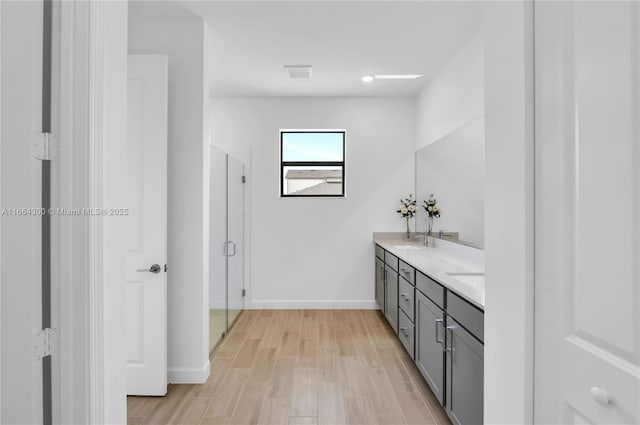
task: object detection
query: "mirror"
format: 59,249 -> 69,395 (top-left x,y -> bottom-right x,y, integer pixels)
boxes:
415,117 -> 484,248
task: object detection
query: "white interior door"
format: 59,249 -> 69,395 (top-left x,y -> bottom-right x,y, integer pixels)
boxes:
125,55 -> 168,396
1,1 -> 45,422
534,2 -> 640,423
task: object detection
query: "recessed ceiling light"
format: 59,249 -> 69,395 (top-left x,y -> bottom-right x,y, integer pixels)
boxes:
362,75 -> 374,83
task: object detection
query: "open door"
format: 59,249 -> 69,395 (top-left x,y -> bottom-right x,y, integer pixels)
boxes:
125,54 -> 168,396
534,2 -> 640,423
1,1 -> 47,422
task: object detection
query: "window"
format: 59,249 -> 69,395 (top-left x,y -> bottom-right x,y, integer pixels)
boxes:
280,130 -> 345,197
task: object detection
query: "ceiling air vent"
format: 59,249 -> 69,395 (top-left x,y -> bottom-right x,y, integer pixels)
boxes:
284,65 -> 312,79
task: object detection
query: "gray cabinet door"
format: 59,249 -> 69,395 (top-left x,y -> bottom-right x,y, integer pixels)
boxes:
375,257 -> 385,312
415,290 -> 445,404
384,264 -> 398,333
445,318 -> 484,425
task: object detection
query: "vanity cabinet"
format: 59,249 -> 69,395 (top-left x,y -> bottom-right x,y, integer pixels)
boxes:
375,244 -> 484,425
375,257 -> 385,312
415,290 -> 446,404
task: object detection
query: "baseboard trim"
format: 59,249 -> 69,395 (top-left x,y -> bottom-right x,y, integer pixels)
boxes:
168,361 -> 210,384
246,300 -> 379,310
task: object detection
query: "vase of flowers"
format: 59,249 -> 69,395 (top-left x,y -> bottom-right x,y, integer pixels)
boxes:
397,195 -> 416,239
422,194 -> 441,245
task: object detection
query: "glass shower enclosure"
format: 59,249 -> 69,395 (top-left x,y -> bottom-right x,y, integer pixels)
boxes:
209,147 -> 245,353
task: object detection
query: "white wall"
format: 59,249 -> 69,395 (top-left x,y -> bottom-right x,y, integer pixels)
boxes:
202,19 -> 214,366
210,97 -> 415,308
128,12 -> 209,383
483,2 -> 534,424
415,28 -> 484,150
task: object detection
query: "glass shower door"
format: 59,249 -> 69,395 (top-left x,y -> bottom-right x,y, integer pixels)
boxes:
209,148 -> 228,352
226,155 -> 244,328
209,148 -> 245,354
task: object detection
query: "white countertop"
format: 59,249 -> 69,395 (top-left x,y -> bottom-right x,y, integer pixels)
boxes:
374,233 -> 485,309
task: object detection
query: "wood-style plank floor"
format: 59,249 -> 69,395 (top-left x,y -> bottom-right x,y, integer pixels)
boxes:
127,310 -> 453,425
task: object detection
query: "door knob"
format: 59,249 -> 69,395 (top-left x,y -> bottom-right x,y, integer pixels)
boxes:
137,264 -> 161,274
590,387 -> 610,406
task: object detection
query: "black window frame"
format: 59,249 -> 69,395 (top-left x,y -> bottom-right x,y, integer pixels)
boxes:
280,130 -> 346,198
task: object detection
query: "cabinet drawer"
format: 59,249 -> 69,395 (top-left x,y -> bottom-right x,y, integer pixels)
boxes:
384,251 -> 399,272
398,309 -> 415,359
416,271 -> 445,309
398,277 -> 415,322
375,244 -> 385,260
398,260 -> 415,285
447,292 -> 484,343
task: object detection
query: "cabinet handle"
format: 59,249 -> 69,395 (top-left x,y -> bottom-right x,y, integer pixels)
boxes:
435,319 -> 444,345
400,293 -> 407,299
399,327 -> 409,337
445,326 -> 455,353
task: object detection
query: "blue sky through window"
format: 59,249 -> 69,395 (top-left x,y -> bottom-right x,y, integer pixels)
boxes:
282,132 -> 344,162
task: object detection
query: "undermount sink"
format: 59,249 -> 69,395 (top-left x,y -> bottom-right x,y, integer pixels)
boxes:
393,245 -> 423,250
446,272 -> 485,287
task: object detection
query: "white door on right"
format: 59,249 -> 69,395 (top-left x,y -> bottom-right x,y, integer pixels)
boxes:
535,2 -> 640,424
125,54 -> 168,396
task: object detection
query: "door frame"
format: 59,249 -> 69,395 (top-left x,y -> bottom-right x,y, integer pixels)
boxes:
59,1 -> 537,425
55,1 -> 128,424
483,1 -> 535,424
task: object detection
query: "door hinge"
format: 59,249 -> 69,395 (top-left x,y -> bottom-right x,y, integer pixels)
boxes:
241,175 -> 246,184
242,289 -> 246,297
33,132 -> 58,160
34,328 -> 58,360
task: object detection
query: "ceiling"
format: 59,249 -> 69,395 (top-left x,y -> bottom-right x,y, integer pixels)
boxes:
176,1 -> 484,97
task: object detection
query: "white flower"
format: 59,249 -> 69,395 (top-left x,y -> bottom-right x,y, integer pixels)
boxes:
427,206 -> 432,212
400,207 -> 408,215
408,205 -> 416,212
433,205 -> 439,212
